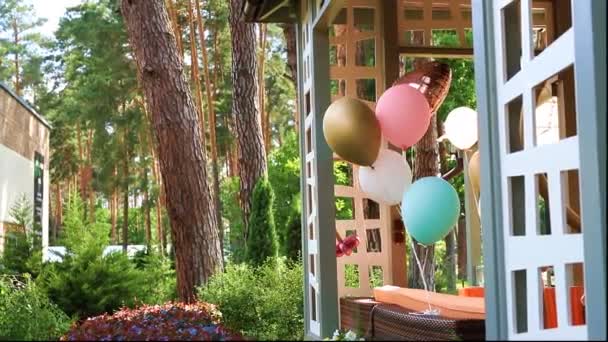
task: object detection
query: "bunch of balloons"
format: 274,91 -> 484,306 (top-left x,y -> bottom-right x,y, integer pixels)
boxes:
323,82 -> 479,247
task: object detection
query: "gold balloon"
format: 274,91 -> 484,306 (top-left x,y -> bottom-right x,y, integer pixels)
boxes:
468,150 -> 480,198
323,97 -> 381,166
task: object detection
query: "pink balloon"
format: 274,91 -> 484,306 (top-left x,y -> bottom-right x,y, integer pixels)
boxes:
375,84 -> 431,149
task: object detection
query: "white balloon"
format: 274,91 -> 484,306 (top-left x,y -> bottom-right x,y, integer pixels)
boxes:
358,149 -> 412,205
442,107 -> 479,150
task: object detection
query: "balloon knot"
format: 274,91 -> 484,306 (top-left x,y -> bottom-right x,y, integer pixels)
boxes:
370,165 -> 375,170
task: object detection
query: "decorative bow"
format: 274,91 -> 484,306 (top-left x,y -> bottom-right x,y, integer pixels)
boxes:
336,231 -> 360,257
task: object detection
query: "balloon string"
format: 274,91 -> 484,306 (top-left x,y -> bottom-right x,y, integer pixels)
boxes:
410,237 -> 434,314
401,205 -> 435,315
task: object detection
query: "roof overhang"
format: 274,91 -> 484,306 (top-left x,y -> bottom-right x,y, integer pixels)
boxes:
241,0 -> 297,23
0,82 -> 51,130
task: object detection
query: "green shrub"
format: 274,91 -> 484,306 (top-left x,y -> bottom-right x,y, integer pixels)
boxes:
221,177 -> 245,263
267,132 -> 300,242
134,251 -> 177,305
280,196 -> 302,260
0,274 -> 71,341
245,178 -> 278,267
198,258 -> 304,340
38,194 -> 175,318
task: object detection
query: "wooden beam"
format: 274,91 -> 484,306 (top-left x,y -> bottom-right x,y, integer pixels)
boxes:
399,46 -> 474,58
313,0 -> 346,28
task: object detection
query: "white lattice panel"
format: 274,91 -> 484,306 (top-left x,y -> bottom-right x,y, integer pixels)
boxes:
493,0 -> 586,339
328,0 -> 395,299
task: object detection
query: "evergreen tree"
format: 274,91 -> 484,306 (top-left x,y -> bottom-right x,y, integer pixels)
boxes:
245,178 -> 278,266
0,194 -> 40,276
0,0 -> 48,97
281,196 -> 301,260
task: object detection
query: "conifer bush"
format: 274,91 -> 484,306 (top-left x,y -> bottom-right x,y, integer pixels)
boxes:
38,194 -> 175,319
281,196 -> 302,260
244,178 -> 278,267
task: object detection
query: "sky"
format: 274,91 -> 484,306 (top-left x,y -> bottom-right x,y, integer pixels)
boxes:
32,0 -> 83,36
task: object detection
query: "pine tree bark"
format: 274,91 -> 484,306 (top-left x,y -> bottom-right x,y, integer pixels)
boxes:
280,23 -> 299,132
53,182 -> 63,243
438,120 -> 456,293
195,0 -> 223,258
165,0 -> 184,57
187,0 -> 207,145
408,112 -> 439,291
122,139 -> 129,253
229,0 -> 267,233
111,168 -> 118,244
143,163 -> 152,247
258,23 -> 270,153
86,129 -> 95,222
151,153 -> 165,255
121,0 -> 222,302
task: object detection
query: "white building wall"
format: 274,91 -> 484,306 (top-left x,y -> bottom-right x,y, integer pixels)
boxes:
0,143 -> 49,254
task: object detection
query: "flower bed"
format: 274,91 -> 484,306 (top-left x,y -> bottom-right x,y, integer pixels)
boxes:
61,302 -> 241,341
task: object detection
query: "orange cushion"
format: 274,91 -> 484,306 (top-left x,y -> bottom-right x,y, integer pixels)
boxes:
458,287 -> 485,298
373,285 -> 485,320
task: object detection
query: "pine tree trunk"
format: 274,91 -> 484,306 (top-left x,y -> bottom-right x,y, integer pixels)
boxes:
408,112 -> 439,291
165,0 -> 184,56
438,120 -> 456,293
150,146 -> 166,255
195,0 -> 223,260
76,123 -> 85,203
229,0 -> 267,233
258,24 -> 270,153
187,0 -> 207,145
281,23 -> 299,132
281,24 -> 297,84
122,142 -> 129,253
53,182 -> 63,243
86,129 -> 95,222
121,0 -> 222,302
111,169 -> 118,244
143,164 -> 152,247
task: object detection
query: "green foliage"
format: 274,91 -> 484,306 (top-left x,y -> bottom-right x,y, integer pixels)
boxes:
433,239 -> 450,294
344,264 -> 360,288
281,197 -> 302,260
334,161 -> 352,186
38,193 -> 174,318
0,195 -> 41,277
335,197 -> 354,220
343,263 -> 383,289
133,251 -> 178,305
221,177 -> 245,263
245,178 -> 278,267
0,274 -> 72,341
198,258 -> 304,340
264,24 -> 297,143
267,132 -> 301,258
334,161 -> 355,219
0,0 -> 49,96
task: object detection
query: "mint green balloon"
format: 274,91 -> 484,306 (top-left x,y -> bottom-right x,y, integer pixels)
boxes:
401,177 -> 460,245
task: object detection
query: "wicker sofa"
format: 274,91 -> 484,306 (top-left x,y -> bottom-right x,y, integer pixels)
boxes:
340,286 -> 486,341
